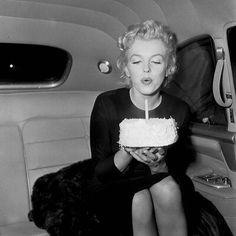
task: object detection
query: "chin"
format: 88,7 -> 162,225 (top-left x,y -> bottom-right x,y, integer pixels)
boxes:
141,88 -> 160,96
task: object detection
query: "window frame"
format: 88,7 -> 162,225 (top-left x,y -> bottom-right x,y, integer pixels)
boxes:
0,43 -> 72,90
223,22 -> 236,132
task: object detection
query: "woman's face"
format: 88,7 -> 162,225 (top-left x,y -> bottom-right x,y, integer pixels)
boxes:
125,39 -> 168,97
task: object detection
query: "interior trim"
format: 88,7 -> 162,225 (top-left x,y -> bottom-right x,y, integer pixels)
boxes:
190,123 -> 235,144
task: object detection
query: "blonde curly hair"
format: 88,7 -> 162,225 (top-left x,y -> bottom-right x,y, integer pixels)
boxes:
116,20 -> 178,87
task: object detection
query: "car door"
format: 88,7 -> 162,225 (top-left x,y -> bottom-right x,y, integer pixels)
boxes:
163,34 -> 236,235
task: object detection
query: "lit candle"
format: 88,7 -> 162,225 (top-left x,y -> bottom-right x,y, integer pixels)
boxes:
145,99 -> 149,120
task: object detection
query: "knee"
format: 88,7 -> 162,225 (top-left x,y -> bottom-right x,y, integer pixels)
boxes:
150,176 -> 182,210
132,189 -> 153,223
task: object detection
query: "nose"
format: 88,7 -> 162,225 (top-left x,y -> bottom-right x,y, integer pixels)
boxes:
143,62 -> 150,73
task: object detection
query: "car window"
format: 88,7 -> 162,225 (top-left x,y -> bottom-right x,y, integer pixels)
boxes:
227,26 -> 236,89
163,35 -> 227,126
0,43 -> 72,89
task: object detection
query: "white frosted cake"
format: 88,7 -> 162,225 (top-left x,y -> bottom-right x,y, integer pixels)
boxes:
118,118 -> 178,147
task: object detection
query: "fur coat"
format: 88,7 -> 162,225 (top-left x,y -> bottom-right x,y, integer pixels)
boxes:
28,158 -> 101,236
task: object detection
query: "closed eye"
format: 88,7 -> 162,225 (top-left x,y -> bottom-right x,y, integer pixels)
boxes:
132,61 -> 141,64
151,61 -> 161,64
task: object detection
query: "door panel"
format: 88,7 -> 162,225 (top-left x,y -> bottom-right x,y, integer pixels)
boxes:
187,124 -> 236,234
164,34 -> 236,234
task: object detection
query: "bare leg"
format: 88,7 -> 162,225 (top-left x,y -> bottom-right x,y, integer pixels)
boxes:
132,189 -> 158,236
150,176 -> 187,236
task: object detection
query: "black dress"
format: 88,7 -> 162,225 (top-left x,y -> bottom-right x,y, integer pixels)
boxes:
88,88 -> 233,236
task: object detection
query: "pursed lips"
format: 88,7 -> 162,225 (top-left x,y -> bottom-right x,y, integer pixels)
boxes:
141,77 -> 152,85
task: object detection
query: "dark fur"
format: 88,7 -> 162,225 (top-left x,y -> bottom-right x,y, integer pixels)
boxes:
28,159 -> 101,236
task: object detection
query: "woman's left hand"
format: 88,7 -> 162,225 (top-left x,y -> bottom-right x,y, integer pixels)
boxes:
125,147 -> 166,167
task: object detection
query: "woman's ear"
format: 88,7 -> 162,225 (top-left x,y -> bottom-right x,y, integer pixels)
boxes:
165,66 -> 171,77
124,67 -> 130,78
166,68 -> 173,77
166,64 -> 176,77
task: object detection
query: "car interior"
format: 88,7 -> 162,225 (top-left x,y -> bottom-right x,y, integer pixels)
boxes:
0,0 -> 236,235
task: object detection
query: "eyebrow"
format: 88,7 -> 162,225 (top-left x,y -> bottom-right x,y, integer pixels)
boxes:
130,54 -> 165,60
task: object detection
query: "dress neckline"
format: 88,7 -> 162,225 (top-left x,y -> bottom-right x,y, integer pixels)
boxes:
128,88 -> 163,112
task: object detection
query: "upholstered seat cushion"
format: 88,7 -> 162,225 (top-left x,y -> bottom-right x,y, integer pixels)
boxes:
0,221 -> 48,236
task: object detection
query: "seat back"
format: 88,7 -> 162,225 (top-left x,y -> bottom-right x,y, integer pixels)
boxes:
0,91 -> 99,226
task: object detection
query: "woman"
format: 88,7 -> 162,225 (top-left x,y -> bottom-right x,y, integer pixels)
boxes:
89,20 -> 232,236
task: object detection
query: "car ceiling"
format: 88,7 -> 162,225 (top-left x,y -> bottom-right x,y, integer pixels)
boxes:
0,0 -> 235,92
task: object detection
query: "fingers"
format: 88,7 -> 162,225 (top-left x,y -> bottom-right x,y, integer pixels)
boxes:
129,150 -> 150,164
143,149 -> 158,162
145,147 -> 166,160
151,147 -> 166,156
124,147 -> 135,153
122,147 -> 167,164
128,147 -> 167,165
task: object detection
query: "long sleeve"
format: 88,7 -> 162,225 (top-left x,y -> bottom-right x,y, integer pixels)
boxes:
90,94 -> 123,182
165,103 -> 195,175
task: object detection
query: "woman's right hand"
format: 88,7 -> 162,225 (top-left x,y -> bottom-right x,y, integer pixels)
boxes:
124,147 -> 166,166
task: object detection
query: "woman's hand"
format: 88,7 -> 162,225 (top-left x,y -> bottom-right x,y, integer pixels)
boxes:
124,147 -> 167,167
